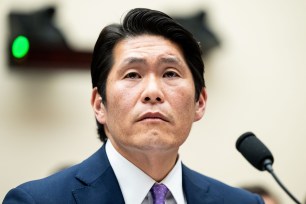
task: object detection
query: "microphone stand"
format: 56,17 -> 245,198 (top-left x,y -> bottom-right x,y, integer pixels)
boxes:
263,160 -> 301,204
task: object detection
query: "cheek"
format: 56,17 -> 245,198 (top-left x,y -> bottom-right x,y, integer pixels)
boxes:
168,85 -> 196,110
167,88 -> 196,143
106,84 -> 138,119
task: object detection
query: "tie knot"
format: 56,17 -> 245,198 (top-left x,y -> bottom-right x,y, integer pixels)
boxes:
150,183 -> 169,204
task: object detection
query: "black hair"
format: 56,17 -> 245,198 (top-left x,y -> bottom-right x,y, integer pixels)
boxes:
91,8 -> 205,142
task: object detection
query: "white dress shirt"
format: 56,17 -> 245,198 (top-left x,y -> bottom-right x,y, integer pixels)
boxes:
106,141 -> 187,204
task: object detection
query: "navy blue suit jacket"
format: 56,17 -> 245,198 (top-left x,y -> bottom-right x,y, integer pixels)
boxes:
3,144 -> 264,204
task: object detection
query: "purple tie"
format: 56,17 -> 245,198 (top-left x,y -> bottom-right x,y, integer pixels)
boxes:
150,183 -> 169,204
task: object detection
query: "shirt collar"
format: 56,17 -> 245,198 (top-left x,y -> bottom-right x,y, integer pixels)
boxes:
106,141 -> 185,204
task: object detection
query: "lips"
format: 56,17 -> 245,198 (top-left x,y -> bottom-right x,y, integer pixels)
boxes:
137,112 -> 169,122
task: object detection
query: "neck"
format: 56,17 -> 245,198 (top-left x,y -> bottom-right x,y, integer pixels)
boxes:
132,151 -> 178,182
110,141 -> 179,182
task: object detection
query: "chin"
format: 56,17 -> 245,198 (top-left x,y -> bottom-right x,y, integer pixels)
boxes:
139,136 -> 184,151
126,129 -> 187,150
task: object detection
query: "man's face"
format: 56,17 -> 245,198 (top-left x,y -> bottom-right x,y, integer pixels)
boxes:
93,34 -> 206,156
262,196 -> 278,204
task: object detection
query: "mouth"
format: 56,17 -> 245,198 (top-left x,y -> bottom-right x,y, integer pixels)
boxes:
137,112 -> 169,122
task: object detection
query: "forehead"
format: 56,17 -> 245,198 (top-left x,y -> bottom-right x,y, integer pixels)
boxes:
112,34 -> 185,66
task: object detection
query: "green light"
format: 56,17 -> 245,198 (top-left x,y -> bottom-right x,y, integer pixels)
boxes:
12,35 -> 30,59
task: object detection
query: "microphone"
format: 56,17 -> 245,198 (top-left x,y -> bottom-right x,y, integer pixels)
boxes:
236,132 -> 274,171
236,132 -> 301,204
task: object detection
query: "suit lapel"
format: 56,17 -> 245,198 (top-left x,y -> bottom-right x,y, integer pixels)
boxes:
71,144 -> 224,204
72,143 -> 125,204
182,164 -> 223,204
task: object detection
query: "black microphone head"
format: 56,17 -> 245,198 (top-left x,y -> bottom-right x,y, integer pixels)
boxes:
236,132 -> 274,171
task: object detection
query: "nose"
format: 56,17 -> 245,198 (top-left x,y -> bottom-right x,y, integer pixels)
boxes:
141,76 -> 164,104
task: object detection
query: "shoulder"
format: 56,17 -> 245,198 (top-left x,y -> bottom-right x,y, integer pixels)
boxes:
182,164 -> 264,204
3,145 -> 109,204
3,164 -> 83,204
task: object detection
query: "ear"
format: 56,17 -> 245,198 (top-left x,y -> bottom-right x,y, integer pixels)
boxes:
91,87 -> 106,124
194,88 -> 207,122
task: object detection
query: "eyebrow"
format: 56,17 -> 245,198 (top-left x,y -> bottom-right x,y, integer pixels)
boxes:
157,56 -> 182,67
121,56 -> 182,67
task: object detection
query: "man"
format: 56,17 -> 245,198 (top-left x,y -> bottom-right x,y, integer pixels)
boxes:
3,8 -> 264,204
242,185 -> 280,204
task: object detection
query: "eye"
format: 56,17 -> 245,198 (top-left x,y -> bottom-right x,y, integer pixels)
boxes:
124,72 -> 141,79
163,71 -> 180,78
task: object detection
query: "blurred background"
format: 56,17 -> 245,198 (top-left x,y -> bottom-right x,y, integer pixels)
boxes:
1,0 -> 305,203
